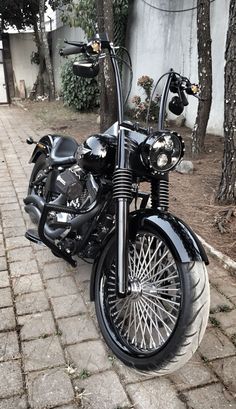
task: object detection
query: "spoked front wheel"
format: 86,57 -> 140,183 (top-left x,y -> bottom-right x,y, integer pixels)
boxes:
94,228 -> 210,374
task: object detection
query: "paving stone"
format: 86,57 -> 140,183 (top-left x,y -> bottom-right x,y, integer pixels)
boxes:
113,359 -> 155,385
210,286 -> 234,312
58,315 -> 99,345
41,261 -> 73,280
19,311 -> 56,341
74,263 -> 92,284
0,331 -> 20,361
0,257 -> 7,271
0,270 -> 9,288
0,287 -> 12,308
0,243 -> 5,257
36,250 -> 61,265
213,309 -> 236,336
74,370 -> 129,409
211,356 -> 236,393
2,210 -> 23,221
67,340 -> 111,374
22,336 -> 65,371
0,202 -> 21,211
0,307 -> 16,331
126,377 -> 185,409
198,328 -> 236,361
15,291 -> 49,315
27,367 -> 74,409
170,353 -> 217,390
0,360 -> 23,398
183,383 -> 236,409
10,259 -> 39,277
46,276 -> 78,298
5,236 -> 29,250
12,274 -> 43,295
7,247 -> 34,263
3,226 -> 27,239
2,216 -> 25,229
51,293 -> 87,319
0,196 -> 17,205
211,276 -> 236,300
0,395 -> 27,409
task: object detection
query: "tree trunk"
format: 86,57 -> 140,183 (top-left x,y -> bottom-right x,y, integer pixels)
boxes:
191,0 -> 212,156
96,0 -> 117,132
30,19 -> 45,99
39,0 -> 55,101
216,0 -> 236,204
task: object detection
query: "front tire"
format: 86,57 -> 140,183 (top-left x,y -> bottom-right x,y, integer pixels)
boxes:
28,154 -> 47,198
94,228 -> 210,374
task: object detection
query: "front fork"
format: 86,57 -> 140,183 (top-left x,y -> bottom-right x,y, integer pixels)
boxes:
113,129 -> 133,297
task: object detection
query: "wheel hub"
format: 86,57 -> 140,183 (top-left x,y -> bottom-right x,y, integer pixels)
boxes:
130,279 -> 142,298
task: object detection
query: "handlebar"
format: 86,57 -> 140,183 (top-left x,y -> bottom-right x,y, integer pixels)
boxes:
59,43 -> 86,57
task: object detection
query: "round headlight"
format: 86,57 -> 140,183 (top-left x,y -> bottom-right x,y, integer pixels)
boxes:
142,131 -> 184,173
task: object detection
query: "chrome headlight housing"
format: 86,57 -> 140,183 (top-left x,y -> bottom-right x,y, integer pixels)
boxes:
141,131 -> 185,173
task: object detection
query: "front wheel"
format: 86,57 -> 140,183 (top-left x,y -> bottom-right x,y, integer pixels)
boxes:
28,154 -> 48,198
94,228 -> 210,374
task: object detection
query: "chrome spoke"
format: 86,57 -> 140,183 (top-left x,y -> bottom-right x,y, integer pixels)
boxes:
103,231 -> 181,354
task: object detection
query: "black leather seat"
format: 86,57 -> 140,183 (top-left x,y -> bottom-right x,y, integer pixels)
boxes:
50,137 -> 78,166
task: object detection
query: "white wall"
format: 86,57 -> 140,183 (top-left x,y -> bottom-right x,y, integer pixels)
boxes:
51,26 -> 86,92
9,33 -> 38,95
127,0 -> 230,135
9,26 -> 85,96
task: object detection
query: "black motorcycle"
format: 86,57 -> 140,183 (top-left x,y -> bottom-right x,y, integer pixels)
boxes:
24,33 -> 210,374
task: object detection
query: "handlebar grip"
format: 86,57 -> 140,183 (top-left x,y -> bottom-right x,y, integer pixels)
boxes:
59,45 -> 85,56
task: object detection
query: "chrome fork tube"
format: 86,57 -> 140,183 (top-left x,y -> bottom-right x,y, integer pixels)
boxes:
110,46 -> 131,297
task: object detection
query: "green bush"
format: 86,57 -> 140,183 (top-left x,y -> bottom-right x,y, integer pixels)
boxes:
61,58 -> 100,111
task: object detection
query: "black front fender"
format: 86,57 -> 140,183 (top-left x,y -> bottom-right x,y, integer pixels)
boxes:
129,209 -> 208,264
90,209 -> 208,301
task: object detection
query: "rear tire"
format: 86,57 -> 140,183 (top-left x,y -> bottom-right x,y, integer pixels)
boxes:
94,228 -> 210,374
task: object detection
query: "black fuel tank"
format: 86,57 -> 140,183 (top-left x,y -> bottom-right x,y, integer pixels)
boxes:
77,134 -> 116,174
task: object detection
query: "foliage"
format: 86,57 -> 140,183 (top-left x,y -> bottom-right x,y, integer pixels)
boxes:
131,75 -> 160,122
0,0 -> 39,29
61,58 -> 100,111
50,0 -> 130,40
1,0 -> 69,30
31,51 -> 40,65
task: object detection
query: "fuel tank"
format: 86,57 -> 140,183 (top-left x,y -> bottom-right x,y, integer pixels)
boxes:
77,133 -> 116,174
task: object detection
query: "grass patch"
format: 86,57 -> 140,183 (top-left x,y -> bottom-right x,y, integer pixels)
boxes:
79,369 -> 90,380
209,316 -> 221,327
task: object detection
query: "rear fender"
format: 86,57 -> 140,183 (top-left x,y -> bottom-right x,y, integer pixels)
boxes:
90,209 -> 208,301
29,134 -> 60,163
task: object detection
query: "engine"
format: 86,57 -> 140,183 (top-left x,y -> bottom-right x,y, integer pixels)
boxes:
56,164 -> 101,214
46,164 -> 114,259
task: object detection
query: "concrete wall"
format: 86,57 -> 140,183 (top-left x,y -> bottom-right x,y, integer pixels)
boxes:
127,0 -> 230,135
9,26 -> 85,96
9,33 -> 38,96
51,26 -> 86,93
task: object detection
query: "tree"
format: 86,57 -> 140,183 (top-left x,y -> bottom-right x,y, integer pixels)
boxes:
0,0 -> 39,30
0,0 -> 55,100
96,0 -> 117,131
191,0 -> 212,156
216,0 -> 236,204
53,0 -> 130,130
39,0 -> 55,100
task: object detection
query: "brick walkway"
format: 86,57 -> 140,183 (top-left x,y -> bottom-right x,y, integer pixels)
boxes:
0,105 -> 236,409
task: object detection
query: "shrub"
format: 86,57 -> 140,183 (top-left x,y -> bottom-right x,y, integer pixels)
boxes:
61,58 -> 100,111
131,75 -> 160,122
